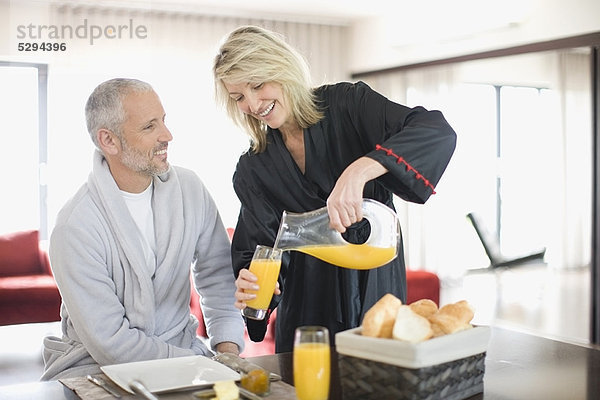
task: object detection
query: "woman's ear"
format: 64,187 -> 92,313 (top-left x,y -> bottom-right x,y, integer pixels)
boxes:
97,129 -> 120,155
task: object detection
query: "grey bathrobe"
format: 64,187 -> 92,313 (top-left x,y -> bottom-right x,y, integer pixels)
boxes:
41,151 -> 244,380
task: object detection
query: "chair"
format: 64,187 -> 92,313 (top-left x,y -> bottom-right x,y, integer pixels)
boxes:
405,270 -> 440,306
466,212 -> 546,269
0,229 -> 61,326
189,281 -> 277,357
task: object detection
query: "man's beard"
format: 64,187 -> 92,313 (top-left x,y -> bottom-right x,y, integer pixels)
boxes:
120,137 -> 168,177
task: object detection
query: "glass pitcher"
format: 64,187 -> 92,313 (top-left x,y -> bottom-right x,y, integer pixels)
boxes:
273,199 -> 401,270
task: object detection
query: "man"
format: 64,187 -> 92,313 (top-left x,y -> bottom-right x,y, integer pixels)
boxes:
41,78 -> 244,380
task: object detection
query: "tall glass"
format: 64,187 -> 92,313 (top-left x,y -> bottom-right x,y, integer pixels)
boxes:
293,326 -> 330,400
242,245 -> 282,320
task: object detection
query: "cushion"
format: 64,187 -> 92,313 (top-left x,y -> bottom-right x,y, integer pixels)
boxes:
0,275 -> 60,303
0,304 -> 61,326
406,270 -> 440,306
0,274 -> 61,325
0,230 -> 43,277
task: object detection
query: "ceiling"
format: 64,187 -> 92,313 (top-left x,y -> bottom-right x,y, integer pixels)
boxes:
177,0 -> 385,20
53,0 -> 392,24
53,0 -> 534,40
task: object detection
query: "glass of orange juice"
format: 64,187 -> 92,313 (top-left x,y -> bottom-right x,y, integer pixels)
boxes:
293,326 -> 330,400
242,245 -> 282,320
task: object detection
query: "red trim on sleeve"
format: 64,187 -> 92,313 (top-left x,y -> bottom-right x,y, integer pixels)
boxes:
375,144 -> 436,194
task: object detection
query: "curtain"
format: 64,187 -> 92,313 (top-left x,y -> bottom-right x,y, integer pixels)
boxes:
363,50 -> 592,276
554,49 -> 592,269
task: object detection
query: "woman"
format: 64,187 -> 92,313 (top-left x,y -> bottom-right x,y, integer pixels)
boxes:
213,25 -> 456,352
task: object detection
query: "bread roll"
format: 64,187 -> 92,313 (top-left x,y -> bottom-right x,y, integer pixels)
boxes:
439,300 -> 474,323
409,299 -> 438,318
392,305 -> 433,343
428,300 -> 474,337
361,293 -> 402,338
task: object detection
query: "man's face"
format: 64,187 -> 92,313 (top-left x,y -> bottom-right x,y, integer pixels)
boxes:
118,90 -> 172,177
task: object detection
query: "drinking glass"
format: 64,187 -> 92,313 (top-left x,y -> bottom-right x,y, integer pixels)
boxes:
242,245 -> 282,320
293,326 -> 330,400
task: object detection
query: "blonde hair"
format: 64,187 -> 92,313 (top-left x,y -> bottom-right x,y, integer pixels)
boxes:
213,25 -> 323,153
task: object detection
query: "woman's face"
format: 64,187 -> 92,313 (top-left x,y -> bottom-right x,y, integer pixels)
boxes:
224,81 -> 294,131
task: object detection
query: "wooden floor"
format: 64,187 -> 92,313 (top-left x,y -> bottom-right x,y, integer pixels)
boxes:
0,262 -> 591,387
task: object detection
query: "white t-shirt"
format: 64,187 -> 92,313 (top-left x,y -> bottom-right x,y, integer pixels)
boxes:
120,182 -> 156,276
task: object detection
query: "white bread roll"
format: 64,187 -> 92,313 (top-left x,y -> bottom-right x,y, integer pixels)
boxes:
392,305 -> 433,343
361,293 -> 402,338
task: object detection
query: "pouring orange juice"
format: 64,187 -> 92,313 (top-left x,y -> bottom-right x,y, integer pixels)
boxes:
274,199 -> 400,270
298,244 -> 396,270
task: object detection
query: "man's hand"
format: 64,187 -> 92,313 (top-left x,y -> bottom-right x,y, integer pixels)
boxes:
216,341 -> 240,355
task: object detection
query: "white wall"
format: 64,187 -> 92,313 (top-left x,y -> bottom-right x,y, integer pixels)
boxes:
348,0 -> 600,73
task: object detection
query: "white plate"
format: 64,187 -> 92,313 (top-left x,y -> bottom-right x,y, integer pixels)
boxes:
335,325 -> 490,369
101,355 -> 240,394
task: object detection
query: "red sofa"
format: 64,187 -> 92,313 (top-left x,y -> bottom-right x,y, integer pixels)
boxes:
0,228 -> 272,356
0,228 -> 438,358
405,269 -> 440,306
0,229 -> 61,326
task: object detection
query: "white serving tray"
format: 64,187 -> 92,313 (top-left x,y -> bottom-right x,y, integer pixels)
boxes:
101,355 -> 240,394
335,325 -> 490,369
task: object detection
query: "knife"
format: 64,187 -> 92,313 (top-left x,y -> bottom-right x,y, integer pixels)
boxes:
86,374 -> 122,398
129,380 -> 160,400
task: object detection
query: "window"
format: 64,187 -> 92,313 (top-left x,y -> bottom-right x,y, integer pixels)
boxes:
498,85 -> 560,255
455,83 -> 558,257
0,63 -> 48,239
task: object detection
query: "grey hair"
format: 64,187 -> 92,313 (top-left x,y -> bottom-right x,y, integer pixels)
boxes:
85,78 -> 154,149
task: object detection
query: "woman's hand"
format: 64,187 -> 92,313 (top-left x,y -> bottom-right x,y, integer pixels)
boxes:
327,157 -> 387,233
234,268 -> 281,310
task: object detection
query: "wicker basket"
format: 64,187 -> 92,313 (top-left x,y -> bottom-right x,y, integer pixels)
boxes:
335,326 -> 490,400
338,351 -> 485,400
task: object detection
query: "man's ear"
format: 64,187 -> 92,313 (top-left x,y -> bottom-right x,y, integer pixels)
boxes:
97,129 -> 120,155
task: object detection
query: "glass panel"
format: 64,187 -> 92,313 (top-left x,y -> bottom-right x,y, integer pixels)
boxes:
500,86 -> 561,256
0,66 -> 39,234
451,83 -> 498,226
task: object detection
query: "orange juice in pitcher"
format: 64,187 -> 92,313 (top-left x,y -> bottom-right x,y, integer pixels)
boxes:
274,199 -> 400,270
299,244 -> 396,270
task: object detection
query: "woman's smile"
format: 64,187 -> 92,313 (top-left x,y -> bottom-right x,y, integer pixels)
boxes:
256,101 -> 275,118
225,81 -> 294,131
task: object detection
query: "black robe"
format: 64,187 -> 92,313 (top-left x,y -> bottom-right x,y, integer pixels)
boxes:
231,81 -> 457,352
